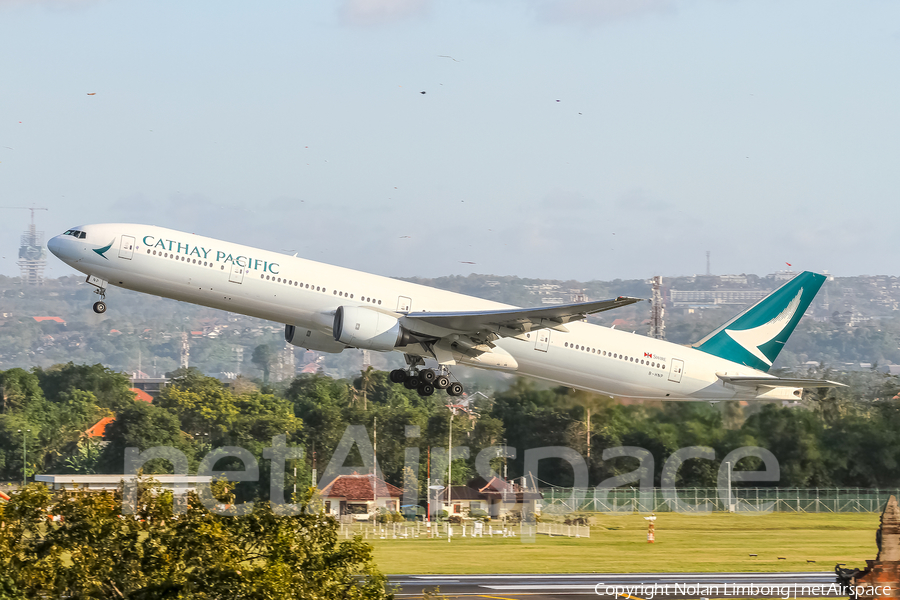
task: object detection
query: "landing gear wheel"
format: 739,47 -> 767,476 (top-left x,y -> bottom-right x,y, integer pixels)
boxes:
389,369 -> 408,384
404,376 -> 421,390
447,382 -> 464,397
417,383 -> 435,397
434,375 -> 450,389
92,301 -> 107,314
419,368 -> 437,384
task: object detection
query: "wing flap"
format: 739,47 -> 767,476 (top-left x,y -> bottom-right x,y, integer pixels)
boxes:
716,373 -> 846,388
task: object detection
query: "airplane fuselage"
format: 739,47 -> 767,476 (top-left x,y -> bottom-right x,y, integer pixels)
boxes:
48,224 -> 799,402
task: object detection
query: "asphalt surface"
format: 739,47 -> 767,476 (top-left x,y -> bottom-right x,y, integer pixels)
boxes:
389,571 -> 842,599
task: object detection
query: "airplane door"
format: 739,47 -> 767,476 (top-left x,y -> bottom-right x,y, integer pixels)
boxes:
228,262 -> 246,284
118,236 -> 135,260
668,358 -> 684,383
534,329 -> 550,352
397,296 -> 412,312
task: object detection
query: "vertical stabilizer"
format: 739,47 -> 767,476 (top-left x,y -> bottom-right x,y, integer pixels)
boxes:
692,271 -> 826,372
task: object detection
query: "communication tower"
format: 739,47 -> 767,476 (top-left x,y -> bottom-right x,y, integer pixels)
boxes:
706,251 -> 711,276
1,206 -> 48,285
180,332 -> 190,369
283,343 -> 296,380
649,275 -> 666,340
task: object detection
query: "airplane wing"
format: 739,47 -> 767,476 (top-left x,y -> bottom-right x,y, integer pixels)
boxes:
403,296 -> 642,334
399,296 -> 641,362
716,373 -> 846,388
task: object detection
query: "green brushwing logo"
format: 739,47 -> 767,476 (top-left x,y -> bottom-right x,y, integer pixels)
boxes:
692,271 -> 826,372
93,240 -> 115,260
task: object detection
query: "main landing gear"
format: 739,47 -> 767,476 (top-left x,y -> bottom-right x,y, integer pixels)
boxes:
389,361 -> 465,398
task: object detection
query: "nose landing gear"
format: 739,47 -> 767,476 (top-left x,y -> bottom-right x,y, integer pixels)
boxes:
389,360 -> 465,398
86,275 -> 109,314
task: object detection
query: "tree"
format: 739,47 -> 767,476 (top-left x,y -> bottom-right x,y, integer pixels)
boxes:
0,368 -> 43,414
98,401 -> 193,474
252,344 -> 279,384
0,482 -> 393,599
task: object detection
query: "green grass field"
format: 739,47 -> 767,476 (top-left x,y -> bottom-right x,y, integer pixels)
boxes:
368,512 -> 880,574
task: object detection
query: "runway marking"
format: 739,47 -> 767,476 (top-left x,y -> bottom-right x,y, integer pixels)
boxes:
479,595 -> 525,600
618,594 -> 646,600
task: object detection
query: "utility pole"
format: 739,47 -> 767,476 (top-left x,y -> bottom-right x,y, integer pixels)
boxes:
17,429 -> 30,486
585,406 -> 591,460
447,410 -> 453,543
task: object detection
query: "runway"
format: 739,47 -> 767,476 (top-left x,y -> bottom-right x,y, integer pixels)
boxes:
389,571 -> 841,599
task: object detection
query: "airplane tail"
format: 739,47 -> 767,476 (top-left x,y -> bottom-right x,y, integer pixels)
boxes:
691,271 -> 826,372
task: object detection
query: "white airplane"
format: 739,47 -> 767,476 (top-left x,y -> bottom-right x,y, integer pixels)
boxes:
48,224 -> 841,401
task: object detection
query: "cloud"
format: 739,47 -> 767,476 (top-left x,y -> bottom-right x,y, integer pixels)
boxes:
338,0 -> 429,26
536,0 -> 677,25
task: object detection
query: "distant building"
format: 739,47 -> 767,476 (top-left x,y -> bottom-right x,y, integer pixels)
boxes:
84,417 -> 115,438
35,474 -> 211,496
130,388 -> 154,403
669,289 -> 769,309
319,473 -> 402,519
32,316 -> 65,324
769,270 -> 800,281
129,376 -> 169,398
436,476 -> 542,518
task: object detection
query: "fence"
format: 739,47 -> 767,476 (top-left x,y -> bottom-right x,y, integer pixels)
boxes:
338,520 -> 588,539
541,487 -> 900,513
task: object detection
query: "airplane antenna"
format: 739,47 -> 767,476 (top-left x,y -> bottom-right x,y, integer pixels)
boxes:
0,205 -> 49,286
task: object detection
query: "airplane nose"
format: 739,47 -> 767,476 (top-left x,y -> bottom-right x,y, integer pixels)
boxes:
47,235 -> 62,258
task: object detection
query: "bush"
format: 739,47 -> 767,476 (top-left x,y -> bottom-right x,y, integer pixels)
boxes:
448,514 -> 463,524
469,508 -> 488,521
0,482 -> 391,599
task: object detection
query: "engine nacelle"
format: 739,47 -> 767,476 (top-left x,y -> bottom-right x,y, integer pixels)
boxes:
333,306 -> 406,352
285,324 -> 346,354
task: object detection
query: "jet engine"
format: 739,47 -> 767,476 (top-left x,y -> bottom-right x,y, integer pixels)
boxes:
285,324 -> 346,354
333,306 -> 410,351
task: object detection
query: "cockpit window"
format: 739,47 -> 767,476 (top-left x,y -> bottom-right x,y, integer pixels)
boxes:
63,230 -> 87,239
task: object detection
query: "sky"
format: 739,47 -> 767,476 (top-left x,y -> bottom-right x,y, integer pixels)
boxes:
1,0 -> 899,282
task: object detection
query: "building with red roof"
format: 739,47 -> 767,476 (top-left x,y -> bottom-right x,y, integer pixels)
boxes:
84,417 -> 115,438
33,316 -> 66,324
130,388 -> 153,403
319,473 -> 402,518
436,476 -> 543,518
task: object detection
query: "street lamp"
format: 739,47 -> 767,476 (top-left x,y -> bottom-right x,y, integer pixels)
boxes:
17,429 -> 30,487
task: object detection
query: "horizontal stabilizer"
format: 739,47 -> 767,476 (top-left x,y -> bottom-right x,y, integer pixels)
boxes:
716,373 -> 846,388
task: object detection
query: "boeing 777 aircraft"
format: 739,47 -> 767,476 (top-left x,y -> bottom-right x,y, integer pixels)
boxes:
48,224 -> 841,401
